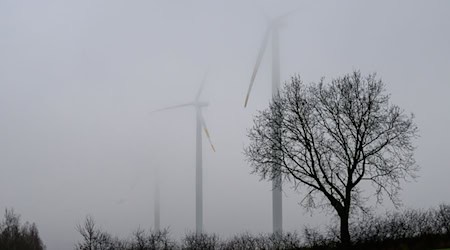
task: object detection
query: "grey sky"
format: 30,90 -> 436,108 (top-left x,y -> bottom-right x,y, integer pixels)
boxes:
1,1 -> 449,249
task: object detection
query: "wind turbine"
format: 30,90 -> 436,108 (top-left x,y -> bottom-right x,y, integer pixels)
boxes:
244,11 -> 297,234
152,72 -> 215,234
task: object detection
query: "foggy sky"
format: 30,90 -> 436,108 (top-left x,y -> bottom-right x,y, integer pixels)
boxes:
1,1 -> 450,249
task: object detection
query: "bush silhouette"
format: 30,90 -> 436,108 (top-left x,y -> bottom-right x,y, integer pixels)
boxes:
0,209 -> 45,250
73,204 -> 450,249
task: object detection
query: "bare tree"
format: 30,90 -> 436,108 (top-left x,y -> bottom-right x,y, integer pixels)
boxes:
128,227 -> 175,250
245,71 -> 419,246
75,216 -> 122,250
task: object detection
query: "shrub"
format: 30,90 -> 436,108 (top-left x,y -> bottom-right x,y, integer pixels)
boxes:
128,228 -> 176,250
0,209 -> 45,250
181,232 -> 219,250
74,203 -> 450,249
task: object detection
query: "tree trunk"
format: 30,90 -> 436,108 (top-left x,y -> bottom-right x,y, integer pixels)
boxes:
340,212 -> 351,248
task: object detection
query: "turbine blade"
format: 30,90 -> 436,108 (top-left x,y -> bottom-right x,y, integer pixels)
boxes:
244,26 -> 271,107
200,114 -> 215,152
195,69 -> 209,101
150,102 -> 194,114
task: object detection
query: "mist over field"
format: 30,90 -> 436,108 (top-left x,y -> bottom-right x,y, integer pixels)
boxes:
1,1 -> 450,249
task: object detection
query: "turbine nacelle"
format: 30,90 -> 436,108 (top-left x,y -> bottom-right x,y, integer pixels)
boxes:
151,71 -> 215,153
263,7 -> 301,30
194,101 -> 209,108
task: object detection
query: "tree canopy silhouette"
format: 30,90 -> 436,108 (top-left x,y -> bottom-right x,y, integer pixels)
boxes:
245,71 -> 419,246
0,209 -> 45,250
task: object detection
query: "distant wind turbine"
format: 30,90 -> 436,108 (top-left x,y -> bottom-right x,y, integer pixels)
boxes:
152,72 -> 215,234
244,10 -> 298,234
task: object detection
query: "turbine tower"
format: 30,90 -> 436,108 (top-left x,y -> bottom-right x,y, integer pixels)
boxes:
244,12 -> 294,234
152,73 -> 215,234
154,166 -> 160,232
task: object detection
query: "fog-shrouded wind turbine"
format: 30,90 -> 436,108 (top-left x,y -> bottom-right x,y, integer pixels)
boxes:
152,72 -> 215,234
244,11 -> 298,234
